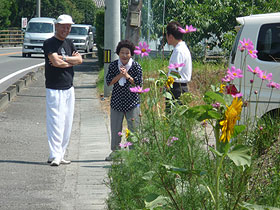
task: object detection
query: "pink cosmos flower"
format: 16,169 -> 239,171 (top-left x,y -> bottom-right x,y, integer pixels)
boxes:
134,42 -> 151,57
247,65 -> 261,75
232,92 -> 243,98
238,45 -> 245,52
118,132 -> 123,137
178,25 -> 197,34
211,102 -> 221,108
119,142 -> 133,148
221,75 -> 231,82
168,63 -> 185,69
239,38 -> 254,50
227,66 -> 243,80
167,136 -> 179,146
257,71 -> 272,81
130,86 -> 150,93
248,48 -> 258,59
266,81 -> 280,89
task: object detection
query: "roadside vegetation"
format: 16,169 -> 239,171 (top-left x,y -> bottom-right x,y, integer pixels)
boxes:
97,49 -> 280,209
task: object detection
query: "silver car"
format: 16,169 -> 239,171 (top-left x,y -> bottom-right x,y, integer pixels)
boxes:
67,24 -> 94,53
22,17 -> 55,57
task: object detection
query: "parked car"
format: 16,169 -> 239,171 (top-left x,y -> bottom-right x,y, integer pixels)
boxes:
67,24 -> 94,52
22,17 -> 56,57
229,12 -> 280,120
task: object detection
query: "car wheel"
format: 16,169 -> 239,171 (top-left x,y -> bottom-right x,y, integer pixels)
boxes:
28,53 -> 31,57
22,53 -> 27,57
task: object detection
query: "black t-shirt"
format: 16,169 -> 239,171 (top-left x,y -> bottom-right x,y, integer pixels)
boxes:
43,36 -> 76,90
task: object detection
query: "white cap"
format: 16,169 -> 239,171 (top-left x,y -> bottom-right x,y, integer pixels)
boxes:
56,14 -> 74,24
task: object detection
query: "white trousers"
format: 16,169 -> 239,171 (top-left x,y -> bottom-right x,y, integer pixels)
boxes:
46,87 -> 75,161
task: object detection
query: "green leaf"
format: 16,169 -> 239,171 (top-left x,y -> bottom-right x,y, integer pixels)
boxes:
145,194 -> 169,209
207,110 -> 222,119
162,164 -> 206,176
240,201 -> 280,210
232,125 -> 246,138
227,145 -> 251,170
184,105 -> 212,119
158,70 -> 167,77
204,91 -> 226,105
163,92 -> 172,99
209,146 -> 223,157
142,171 -> 155,181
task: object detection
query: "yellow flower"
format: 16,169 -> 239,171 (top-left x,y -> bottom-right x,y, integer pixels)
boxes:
219,83 -> 226,93
125,128 -> 130,138
165,76 -> 174,89
219,97 -> 243,143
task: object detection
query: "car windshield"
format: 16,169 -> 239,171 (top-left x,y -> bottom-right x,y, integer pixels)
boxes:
26,22 -> 53,33
70,27 -> 88,35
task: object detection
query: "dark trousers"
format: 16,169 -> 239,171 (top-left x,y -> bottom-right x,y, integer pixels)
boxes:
165,82 -> 188,112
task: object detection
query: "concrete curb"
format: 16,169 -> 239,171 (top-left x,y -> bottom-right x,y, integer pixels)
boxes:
0,68 -> 43,111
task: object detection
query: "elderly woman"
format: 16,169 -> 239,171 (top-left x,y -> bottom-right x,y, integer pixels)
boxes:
105,40 -> 143,161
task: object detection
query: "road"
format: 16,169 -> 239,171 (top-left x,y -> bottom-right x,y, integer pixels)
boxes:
0,47 -> 45,93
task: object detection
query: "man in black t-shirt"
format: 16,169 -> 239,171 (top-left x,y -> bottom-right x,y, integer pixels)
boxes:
43,14 -> 82,166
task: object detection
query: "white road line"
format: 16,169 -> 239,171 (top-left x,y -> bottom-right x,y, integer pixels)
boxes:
0,62 -> 45,84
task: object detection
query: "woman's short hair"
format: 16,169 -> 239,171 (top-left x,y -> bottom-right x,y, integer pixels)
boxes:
166,21 -> 183,40
116,40 -> 135,56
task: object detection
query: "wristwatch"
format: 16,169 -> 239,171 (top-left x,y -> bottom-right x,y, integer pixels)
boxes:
62,55 -> 66,61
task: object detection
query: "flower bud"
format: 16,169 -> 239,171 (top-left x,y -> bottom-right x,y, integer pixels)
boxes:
254,90 -> 258,94
250,79 -> 254,84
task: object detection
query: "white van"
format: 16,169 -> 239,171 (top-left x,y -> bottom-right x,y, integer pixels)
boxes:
229,13 -> 280,119
22,17 -> 56,57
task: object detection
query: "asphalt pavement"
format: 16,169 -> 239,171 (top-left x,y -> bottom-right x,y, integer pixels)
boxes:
0,57 -> 111,210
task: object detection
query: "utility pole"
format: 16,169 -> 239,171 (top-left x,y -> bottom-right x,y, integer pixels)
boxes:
125,0 -> 143,45
147,0 -> 151,45
36,0 -> 41,17
104,0 -> 121,97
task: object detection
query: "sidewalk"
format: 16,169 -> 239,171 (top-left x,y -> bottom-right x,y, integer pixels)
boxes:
0,57 -> 111,210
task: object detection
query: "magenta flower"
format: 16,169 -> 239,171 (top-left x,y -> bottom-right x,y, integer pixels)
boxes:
168,63 -> 185,69
257,71 -> 272,81
119,142 -> 133,148
134,42 -> 151,57
221,75 -> 231,83
239,38 -> 254,50
178,25 -> 197,34
227,66 -> 243,80
167,136 -> 179,146
232,92 -> 243,98
130,86 -> 150,93
238,45 -> 245,52
118,132 -> 123,137
266,81 -> 280,89
211,102 -> 220,108
247,65 -> 261,75
248,48 -> 258,59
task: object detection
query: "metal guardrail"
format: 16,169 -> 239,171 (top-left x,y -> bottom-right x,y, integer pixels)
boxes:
0,30 -> 24,46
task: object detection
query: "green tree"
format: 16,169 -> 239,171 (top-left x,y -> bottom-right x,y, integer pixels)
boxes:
0,0 -> 12,29
72,0 -> 96,25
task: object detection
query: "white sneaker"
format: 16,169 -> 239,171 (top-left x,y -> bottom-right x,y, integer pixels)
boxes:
61,159 -> 71,164
50,158 -> 60,166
